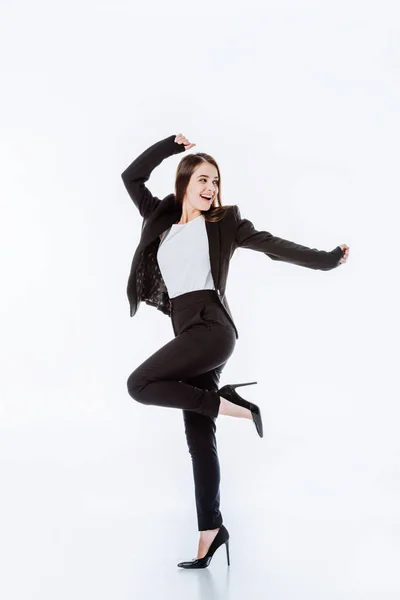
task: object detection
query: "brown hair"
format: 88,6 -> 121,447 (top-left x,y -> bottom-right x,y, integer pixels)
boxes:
174,152 -> 234,222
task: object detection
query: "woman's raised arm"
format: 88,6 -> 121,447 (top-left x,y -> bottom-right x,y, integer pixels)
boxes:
120,134 -> 187,219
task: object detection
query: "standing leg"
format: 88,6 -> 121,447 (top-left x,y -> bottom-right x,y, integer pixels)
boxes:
127,296 -> 237,561
181,363 -> 227,533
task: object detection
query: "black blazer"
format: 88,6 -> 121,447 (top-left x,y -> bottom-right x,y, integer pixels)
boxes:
121,134 -> 344,339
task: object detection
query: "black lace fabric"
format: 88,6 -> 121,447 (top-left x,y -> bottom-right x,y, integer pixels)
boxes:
135,237 -> 172,316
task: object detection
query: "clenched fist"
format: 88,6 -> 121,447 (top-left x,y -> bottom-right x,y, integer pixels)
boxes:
174,133 -> 196,150
339,244 -> 350,264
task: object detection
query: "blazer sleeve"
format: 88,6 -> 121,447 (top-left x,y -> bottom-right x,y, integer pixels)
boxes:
234,205 -> 344,271
121,134 -> 186,219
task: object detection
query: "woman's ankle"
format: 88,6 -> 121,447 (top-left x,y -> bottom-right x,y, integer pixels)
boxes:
199,528 -> 220,541
218,396 -> 252,419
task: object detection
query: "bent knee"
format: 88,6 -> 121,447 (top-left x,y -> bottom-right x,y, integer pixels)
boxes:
126,371 -> 148,401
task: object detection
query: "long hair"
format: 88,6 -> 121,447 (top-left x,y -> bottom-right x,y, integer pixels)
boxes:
174,152 -> 234,222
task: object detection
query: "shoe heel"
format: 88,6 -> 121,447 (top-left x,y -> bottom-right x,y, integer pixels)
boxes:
231,381 -> 257,389
225,539 -> 230,566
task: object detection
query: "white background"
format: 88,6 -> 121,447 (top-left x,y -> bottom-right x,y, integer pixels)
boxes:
1,1 -> 399,598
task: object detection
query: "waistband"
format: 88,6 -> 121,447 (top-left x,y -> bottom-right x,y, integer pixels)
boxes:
170,289 -> 220,311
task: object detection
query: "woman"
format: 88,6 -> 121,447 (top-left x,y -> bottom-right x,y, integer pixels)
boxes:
120,133 -> 350,569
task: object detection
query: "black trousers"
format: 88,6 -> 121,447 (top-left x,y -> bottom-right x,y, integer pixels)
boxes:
127,289 -> 237,531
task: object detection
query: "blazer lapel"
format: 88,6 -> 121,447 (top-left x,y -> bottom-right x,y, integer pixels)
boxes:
205,218 -> 220,291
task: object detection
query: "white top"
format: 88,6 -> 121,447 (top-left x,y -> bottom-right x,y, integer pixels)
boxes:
157,214 -> 215,298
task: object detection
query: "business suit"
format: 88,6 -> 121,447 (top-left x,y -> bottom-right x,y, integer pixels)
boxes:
121,134 -> 344,341
121,134 -> 344,531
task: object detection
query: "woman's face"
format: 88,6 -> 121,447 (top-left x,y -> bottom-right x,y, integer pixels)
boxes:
183,162 -> 219,212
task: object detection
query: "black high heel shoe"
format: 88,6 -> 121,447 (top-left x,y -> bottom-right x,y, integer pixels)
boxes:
217,381 -> 263,438
177,525 -> 230,569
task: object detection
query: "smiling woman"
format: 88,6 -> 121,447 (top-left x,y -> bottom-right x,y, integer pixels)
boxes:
120,131 -> 349,570
173,138 -> 235,224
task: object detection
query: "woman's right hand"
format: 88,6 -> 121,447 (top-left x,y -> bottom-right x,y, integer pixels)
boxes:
174,133 -> 196,150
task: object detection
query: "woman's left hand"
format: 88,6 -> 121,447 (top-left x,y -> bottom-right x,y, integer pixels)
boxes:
339,244 -> 350,264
